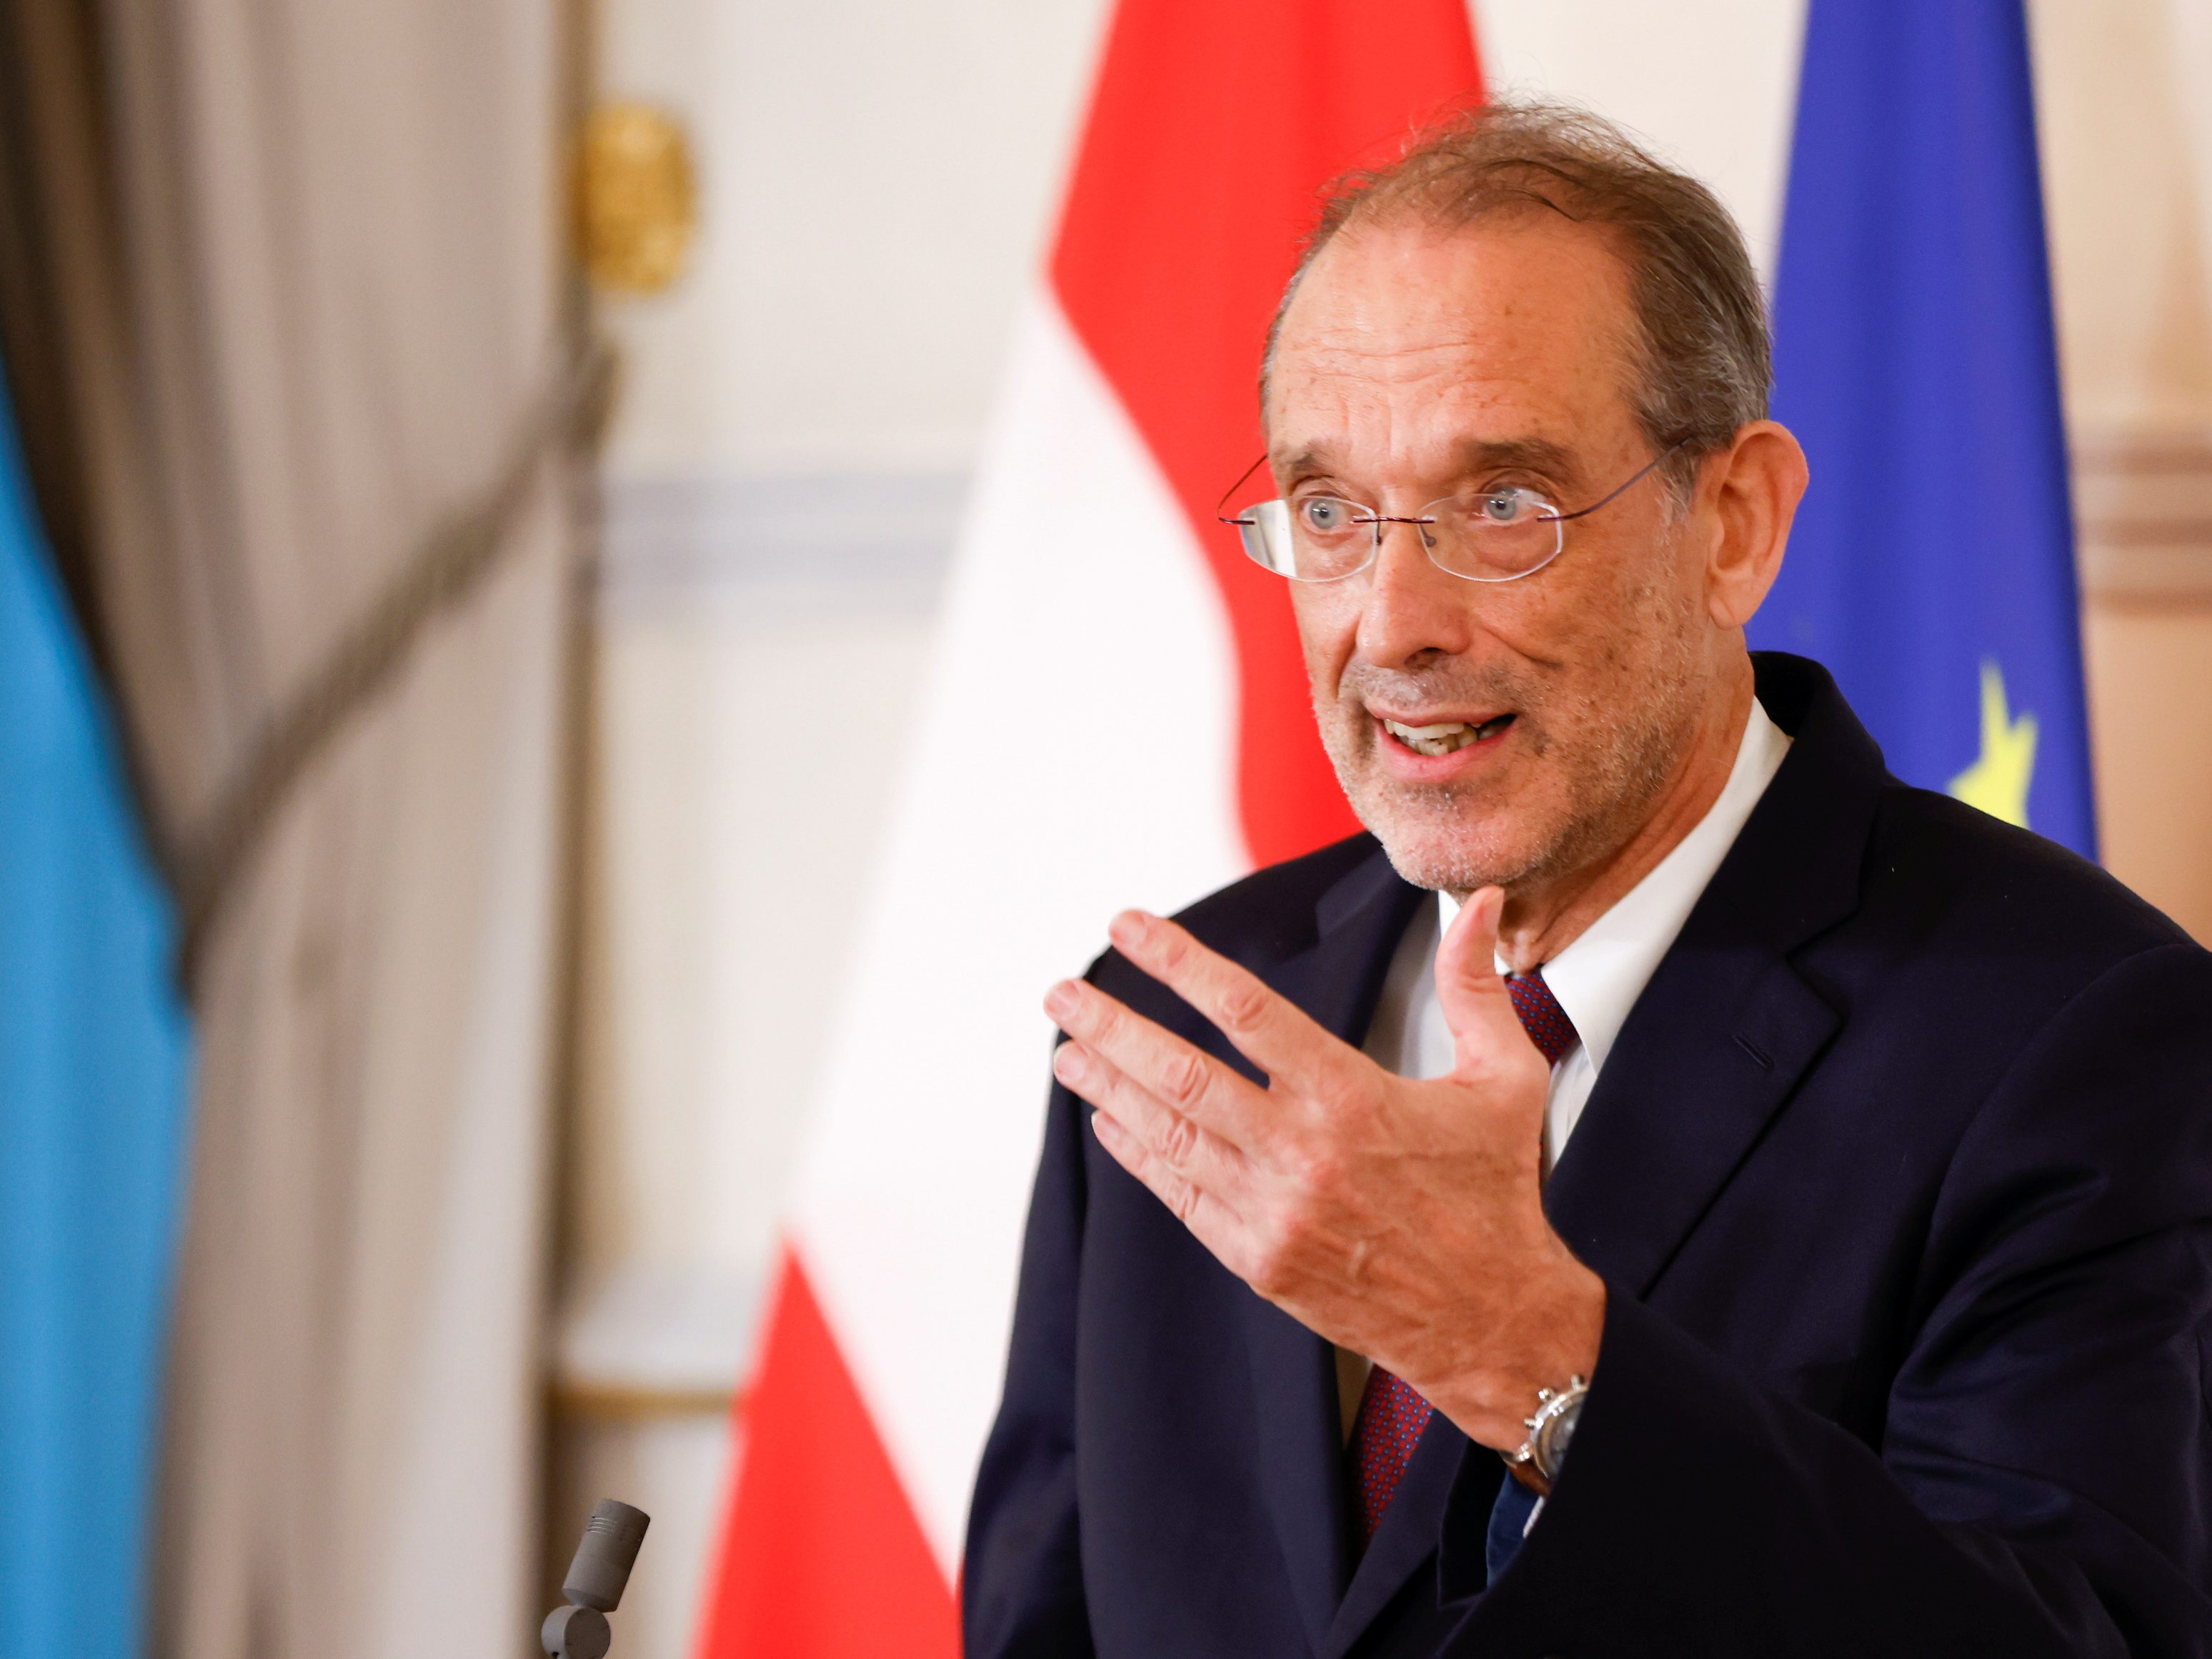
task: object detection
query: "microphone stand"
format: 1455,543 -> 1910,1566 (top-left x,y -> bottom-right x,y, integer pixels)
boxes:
542,1499 -> 651,1659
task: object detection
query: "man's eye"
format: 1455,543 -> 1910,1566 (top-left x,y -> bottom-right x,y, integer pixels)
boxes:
1300,498 -> 1355,534
1478,489 -> 1535,524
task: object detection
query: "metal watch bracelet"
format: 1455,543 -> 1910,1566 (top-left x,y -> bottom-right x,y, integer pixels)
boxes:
1501,1373 -> 1588,1493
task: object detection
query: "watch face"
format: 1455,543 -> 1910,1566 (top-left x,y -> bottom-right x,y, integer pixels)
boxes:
1545,1400 -> 1580,1466
1533,1388 -> 1585,1480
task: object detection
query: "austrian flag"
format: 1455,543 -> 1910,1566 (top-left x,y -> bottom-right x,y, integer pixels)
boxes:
695,2 -> 1484,1653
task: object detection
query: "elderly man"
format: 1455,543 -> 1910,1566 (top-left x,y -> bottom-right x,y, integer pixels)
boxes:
963,103 -> 2212,1658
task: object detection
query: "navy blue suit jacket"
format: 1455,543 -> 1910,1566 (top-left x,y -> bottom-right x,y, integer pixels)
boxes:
964,654 -> 2212,1657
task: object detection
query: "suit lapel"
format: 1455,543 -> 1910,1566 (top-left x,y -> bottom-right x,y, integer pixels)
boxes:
1545,936 -> 1840,1291
1548,655 -> 1883,1295
1237,1294 -> 1352,1654
1322,1413 -> 1470,1658
1237,848 -> 1425,1655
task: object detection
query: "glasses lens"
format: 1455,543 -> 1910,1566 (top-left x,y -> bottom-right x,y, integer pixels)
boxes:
1236,497 -> 1375,581
1235,499 -> 1297,574
1422,488 -> 1563,580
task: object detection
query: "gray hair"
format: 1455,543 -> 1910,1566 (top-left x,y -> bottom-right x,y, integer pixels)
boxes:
1264,99 -> 1771,502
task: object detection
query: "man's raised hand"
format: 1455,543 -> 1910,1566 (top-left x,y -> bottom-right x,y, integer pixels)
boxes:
1044,892 -> 1605,1452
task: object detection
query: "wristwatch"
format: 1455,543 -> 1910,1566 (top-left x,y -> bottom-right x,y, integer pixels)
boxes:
1502,1374 -> 1588,1495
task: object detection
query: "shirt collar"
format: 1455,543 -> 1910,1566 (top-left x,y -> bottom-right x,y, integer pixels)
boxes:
1443,697 -> 1791,1075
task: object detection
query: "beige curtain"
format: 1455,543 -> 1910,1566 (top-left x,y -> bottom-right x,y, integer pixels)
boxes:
0,0 -> 593,1654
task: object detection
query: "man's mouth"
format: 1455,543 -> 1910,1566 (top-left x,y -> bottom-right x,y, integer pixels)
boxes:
1379,713 -> 1516,757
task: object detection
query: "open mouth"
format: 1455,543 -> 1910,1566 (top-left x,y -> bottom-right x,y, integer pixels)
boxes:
1380,713 -> 1516,757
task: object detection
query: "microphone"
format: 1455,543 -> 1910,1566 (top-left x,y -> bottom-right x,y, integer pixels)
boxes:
542,1498 -> 651,1659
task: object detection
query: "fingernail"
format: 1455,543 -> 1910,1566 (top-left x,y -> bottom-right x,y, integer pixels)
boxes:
1107,910 -> 1152,949
1045,980 -> 1077,1020
1053,1042 -> 1088,1084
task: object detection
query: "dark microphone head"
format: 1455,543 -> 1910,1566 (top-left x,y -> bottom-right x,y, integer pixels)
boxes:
563,1499 -> 650,1614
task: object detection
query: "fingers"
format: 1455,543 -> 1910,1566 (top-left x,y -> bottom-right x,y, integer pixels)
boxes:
1102,910 -> 1355,1094
1050,1035 -> 1251,1202
1046,974 -> 1267,1147
1435,886 -> 1505,1016
1433,887 -> 1532,1075
1050,1027 -> 1252,1257
1087,1106 -> 1242,1258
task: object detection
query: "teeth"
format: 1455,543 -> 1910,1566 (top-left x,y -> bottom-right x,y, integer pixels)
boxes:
1383,715 -> 1512,756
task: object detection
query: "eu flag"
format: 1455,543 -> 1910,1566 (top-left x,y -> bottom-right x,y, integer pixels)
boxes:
1752,0 -> 2096,857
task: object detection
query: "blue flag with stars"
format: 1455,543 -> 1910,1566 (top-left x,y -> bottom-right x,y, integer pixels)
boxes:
1752,0 -> 2096,857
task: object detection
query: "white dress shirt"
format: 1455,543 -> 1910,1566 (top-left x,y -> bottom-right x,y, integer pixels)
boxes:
1338,697 -> 1792,1440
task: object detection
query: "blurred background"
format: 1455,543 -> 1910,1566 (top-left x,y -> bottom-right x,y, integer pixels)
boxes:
2,1 -> 2209,1657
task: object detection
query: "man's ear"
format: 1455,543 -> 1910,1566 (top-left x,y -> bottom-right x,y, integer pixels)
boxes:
1700,420 -> 1808,629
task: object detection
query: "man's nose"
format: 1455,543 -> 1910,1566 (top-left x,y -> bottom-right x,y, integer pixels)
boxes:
1353,520 -> 1477,669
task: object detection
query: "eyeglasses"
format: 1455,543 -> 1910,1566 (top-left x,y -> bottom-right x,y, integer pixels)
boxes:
1215,443 -> 1685,584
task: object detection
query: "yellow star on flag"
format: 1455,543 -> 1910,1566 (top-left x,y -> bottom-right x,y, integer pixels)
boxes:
1947,659 -> 2038,828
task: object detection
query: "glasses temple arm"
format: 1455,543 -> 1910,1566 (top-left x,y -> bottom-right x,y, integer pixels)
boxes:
1215,453 -> 1272,524
1545,439 -> 1691,524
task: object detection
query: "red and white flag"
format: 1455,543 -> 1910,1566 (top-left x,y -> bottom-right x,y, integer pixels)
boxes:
695,4 -> 1483,1653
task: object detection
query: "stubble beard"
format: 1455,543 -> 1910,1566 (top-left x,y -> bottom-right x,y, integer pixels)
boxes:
1317,589 -> 1708,900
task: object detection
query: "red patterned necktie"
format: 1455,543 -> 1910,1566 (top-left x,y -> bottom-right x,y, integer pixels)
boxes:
1507,967 -> 1579,1066
1346,967 -> 1580,1543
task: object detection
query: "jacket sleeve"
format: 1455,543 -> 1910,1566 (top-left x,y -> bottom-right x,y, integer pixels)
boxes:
962,1037 -> 1097,1659
1443,941 -> 2212,1658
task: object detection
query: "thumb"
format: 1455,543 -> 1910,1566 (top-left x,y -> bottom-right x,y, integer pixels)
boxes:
1435,885 -> 1518,1067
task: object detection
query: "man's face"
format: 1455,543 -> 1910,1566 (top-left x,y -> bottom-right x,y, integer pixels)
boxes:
1266,214 -> 1728,895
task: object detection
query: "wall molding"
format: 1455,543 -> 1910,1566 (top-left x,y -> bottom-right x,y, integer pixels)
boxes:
595,469 -> 967,620
551,1261 -> 759,1419
2074,430 -> 2212,604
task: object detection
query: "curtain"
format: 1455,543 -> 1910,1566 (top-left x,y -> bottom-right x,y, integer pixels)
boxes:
0,0 -> 594,1653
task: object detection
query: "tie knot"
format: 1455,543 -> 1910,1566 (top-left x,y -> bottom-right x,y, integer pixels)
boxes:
1506,969 -> 1579,1067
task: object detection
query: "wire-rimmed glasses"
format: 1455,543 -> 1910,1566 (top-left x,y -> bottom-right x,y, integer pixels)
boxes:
1215,443 -> 1684,584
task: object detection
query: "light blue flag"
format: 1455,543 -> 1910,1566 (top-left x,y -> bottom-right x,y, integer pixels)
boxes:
1753,0 -> 2096,857
0,383 -> 191,1654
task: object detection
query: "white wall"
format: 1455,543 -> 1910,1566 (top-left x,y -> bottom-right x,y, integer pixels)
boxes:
561,4 -> 2212,1655
596,0 -> 1116,476
1472,0 -> 1806,278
